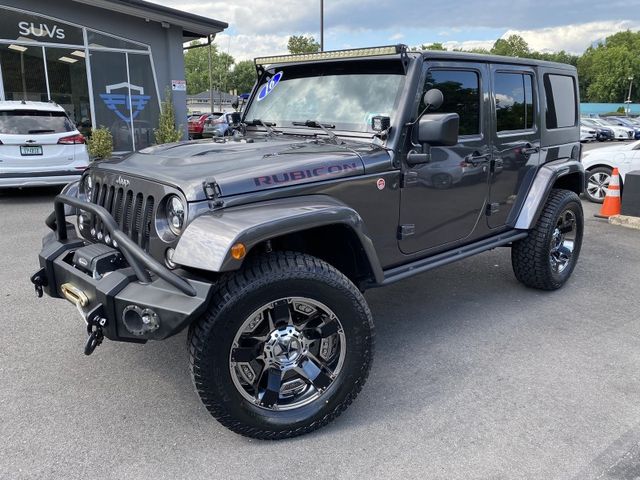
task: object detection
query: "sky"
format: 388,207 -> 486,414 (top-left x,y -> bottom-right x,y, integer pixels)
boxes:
151,0 -> 640,61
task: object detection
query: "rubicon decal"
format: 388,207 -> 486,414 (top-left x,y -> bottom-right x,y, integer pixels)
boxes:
254,162 -> 358,186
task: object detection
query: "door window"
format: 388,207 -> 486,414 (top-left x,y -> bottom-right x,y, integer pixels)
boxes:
543,74 -> 577,129
422,70 -> 481,136
494,72 -> 534,132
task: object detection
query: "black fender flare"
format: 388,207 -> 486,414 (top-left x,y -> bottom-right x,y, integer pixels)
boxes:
172,195 -> 384,283
515,158 -> 584,230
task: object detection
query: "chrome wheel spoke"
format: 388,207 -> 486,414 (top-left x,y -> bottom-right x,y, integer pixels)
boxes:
303,318 -> 340,340
260,367 -> 283,408
296,357 -> 333,390
231,346 -> 260,363
268,300 -> 293,329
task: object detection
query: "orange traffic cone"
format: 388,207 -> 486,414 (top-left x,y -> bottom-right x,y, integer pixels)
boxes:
595,167 -> 622,218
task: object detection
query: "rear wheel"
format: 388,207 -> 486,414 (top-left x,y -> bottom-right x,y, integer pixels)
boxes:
189,251 -> 374,439
511,189 -> 583,290
585,166 -> 612,203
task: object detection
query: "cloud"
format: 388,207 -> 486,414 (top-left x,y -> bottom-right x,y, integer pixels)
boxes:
504,20 -> 640,53
213,33 -> 290,61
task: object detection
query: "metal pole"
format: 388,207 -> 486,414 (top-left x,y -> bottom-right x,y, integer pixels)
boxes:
627,77 -> 634,115
320,0 -> 324,52
208,35 -> 213,114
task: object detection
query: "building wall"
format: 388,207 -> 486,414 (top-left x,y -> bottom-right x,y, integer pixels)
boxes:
4,0 -> 188,137
581,103 -> 640,116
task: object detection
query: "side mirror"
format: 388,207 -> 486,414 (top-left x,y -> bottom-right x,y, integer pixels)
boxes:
417,113 -> 459,146
229,112 -> 241,125
423,88 -> 444,111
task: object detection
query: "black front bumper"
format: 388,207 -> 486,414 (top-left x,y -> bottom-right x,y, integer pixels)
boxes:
33,194 -> 213,343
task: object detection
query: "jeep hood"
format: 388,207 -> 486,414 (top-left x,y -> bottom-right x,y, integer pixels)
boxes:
94,137 -> 374,201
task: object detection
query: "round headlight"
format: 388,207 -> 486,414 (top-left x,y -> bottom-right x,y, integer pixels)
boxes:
82,175 -> 93,201
166,195 -> 185,235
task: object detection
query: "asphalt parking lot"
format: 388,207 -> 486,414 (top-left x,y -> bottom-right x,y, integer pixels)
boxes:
1,143 -> 639,480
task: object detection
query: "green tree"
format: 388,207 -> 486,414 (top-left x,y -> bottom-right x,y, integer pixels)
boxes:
154,88 -> 183,144
183,41 -> 235,95
420,42 -> 446,51
287,35 -> 320,54
491,34 -> 530,57
86,127 -> 113,160
577,31 -> 640,102
230,60 -> 257,94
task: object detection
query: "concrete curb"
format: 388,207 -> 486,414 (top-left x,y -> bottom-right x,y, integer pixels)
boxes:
608,215 -> 640,230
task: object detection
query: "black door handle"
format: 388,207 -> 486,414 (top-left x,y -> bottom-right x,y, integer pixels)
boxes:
522,145 -> 540,156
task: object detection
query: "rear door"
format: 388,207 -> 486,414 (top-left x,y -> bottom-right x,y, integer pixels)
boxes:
0,109 -> 79,169
487,65 -> 540,228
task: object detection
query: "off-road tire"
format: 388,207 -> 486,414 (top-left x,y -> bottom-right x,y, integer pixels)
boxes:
188,251 -> 374,440
511,188 -> 583,290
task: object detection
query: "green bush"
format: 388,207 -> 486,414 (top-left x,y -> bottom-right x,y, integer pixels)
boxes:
154,87 -> 184,144
86,127 -> 113,160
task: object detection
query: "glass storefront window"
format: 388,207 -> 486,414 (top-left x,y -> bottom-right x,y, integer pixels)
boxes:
44,47 -> 91,134
0,43 -> 47,101
0,6 -> 162,152
89,50 -> 132,151
86,30 -> 148,52
127,53 -> 160,149
0,7 -> 84,45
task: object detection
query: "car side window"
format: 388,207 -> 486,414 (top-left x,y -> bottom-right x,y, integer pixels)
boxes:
422,69 -> 481,136
544,74 -> 577,129
494,72 -> 534,132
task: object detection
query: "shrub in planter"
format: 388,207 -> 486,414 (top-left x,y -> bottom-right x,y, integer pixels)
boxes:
86,127 -> 114,160
154,87 -> 183,144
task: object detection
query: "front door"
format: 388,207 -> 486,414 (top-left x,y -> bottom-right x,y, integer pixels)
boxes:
487,65 -> 540,228
399,62 -> 491,254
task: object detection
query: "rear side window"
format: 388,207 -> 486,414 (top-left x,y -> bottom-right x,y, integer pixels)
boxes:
544,74 -> 577,129
423,69 -> 481,136
0,110 -> 74,135
494,72 -> 534,132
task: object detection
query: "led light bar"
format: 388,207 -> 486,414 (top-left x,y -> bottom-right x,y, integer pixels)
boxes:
255,45 -> 406,67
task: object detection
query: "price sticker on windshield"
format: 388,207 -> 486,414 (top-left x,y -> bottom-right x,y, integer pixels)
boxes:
257,71 -> 283,101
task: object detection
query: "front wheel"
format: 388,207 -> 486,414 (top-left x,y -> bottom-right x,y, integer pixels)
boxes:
511,189 -> 583,290
189,251 -> 374,439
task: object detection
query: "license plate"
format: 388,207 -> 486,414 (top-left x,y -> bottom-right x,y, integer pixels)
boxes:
20,145 -> 43,156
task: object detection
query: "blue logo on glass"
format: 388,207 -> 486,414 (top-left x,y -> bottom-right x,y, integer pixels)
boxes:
257,71 -> 283,101
99,82 -> 151,123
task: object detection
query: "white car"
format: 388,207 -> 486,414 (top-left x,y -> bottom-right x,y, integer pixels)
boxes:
581,140 -> 640,202
580,126 -> 596,142
586,117 -> 634,141
0,101 -> 89,188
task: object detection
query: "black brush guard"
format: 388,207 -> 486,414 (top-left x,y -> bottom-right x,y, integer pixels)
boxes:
32,194 -> 213,352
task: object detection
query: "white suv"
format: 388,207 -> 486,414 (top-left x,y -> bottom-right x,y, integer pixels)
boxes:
0,101 -> 89,188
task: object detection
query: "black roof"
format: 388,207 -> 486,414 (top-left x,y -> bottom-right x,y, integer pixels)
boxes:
71,0 -> 228,38
419,50 -> 577,71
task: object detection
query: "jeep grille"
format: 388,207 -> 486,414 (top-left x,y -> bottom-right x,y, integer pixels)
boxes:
90,181 -> 155,252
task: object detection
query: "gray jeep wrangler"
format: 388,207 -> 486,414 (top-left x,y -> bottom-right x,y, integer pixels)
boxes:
32,45 -> 584,439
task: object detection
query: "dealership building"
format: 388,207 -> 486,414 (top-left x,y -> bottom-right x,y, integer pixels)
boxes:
0,0 -> 227,152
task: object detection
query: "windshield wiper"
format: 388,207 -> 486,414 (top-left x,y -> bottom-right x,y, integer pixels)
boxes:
246,119 -> 277,136
291,120 -> 341,144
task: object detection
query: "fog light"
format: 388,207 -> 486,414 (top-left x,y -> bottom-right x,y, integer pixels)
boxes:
122,305 -> 160,336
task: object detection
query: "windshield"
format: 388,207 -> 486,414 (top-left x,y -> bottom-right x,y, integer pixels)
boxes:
0,110 -> 74,135
245,60 -> 405,133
